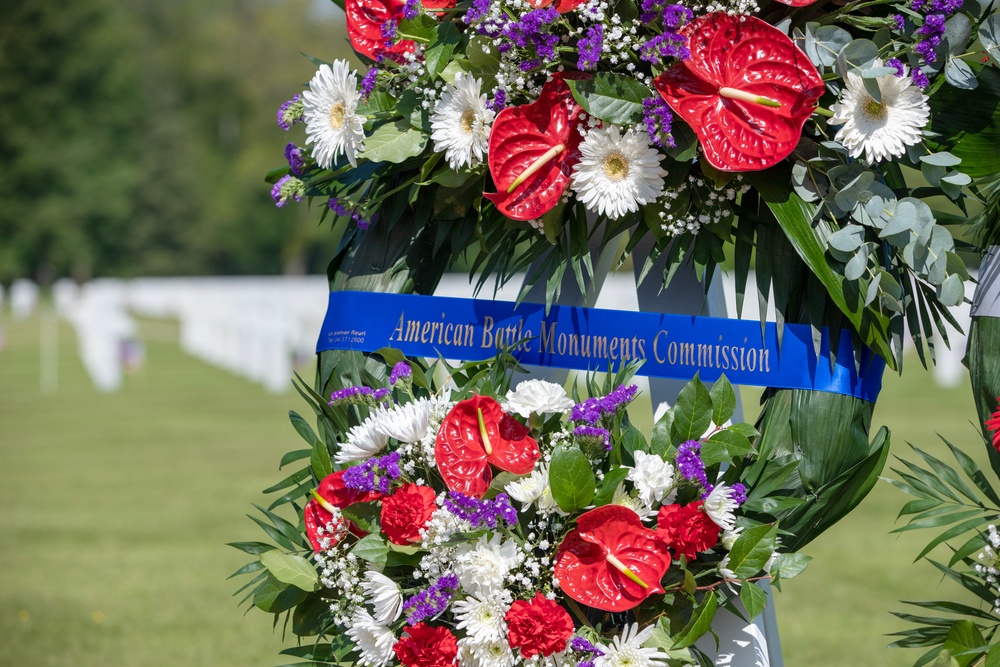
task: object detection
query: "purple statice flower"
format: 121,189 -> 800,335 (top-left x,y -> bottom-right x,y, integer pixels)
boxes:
328,197 -> 350,216
360,68 -> 379,100
271,175 -> 304,208
276,93 -> 303,130
571,385 -> 638,425
465,0 -> 492,23
891,13 -> 905,31
570,398 -> 603,425
640,0 -> 665,23
570,636 -> 604,667
520,58 -> 542,71
642,97 -> 675,149
389,361 -> 412,385
343,451 -> 403,494
402,0 -> 420,20
501,8 -> 560,62
886,58 -> 905,78
677,439 -> 709,488
730,482 -> 747,506
284,142 -> 306,176
403,573 -> 460,623
912,68 -> 930,89
328,385 -> 391,407
662,3 -> 693,29
640,31 -> 690,64
443,491 -> 518,528
489,89 -> 507,112
930,0 -> 962,11
577,24 -> 603,71
574,425 -> 612,451
381,18 -> 398,48
351,211 -> 372,230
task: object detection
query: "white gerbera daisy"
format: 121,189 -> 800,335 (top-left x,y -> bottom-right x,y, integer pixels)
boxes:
303,60 -> 366,168
362,571 -> 403,624
828,60 -> 929,163
335,419 -> 389,464
595,623 -> 669,667
345,609 -> 395,667
571,125 -> 666,219
430,72 -> 495,170
505,379 -> 574,418
371,398 -> 434,444
453,594 -> 509,644
453,534 -> 522,595
703,482 -> 739,532
627,450 -> 675,506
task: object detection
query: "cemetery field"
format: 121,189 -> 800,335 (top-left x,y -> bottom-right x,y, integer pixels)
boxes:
0,309 -> 989,667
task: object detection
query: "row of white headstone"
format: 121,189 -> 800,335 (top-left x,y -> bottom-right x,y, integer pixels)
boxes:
0,273 -> 976,393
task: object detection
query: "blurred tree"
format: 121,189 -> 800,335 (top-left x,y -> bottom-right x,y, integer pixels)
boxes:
0,0 -> 354,283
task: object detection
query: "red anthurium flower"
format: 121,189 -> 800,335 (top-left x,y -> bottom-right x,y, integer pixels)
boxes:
304,470 -> 384,551
653,13 -> 824,172
485,73 -> 588,221
345,0 -> 414,62
435,395 -> 540,497
554,505 -> 671,612
987,398 -> 1000,453
774,0 -> 820,5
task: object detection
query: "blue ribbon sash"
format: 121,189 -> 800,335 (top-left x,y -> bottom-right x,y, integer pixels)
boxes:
316,291 -> 884,401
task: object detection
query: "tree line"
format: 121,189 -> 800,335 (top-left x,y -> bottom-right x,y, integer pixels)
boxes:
0,0 -> 355,283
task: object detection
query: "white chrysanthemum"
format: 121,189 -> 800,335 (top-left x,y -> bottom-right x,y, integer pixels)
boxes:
454,534 -> 522,595
612,483 -> 655,521
362,571 -> 402,624
335,419 -> 389,464
703,482 -> 738,532
303,60 -> 366,168
828,60 -> 929,163
595,624 -> 669,667
371,398 -> 434,444
505,465 -> 567,515
628,450 -> 675,506
718,554 -> 736,581
345,609 -> 395,667
571,125 -> 666,219
721,525 -> 744,551
453,594 -> 509,644
458,637 -> 516,667
430,72 -> 495,170
505,379 -> 575,418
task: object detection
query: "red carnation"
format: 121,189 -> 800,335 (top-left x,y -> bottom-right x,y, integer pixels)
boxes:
505,593 -> 575,658
304,469 -> 384,551
393,623 -> 458,667
656,501 -> 720,560
381,483 -> 437,545
987,398 -> 1000,453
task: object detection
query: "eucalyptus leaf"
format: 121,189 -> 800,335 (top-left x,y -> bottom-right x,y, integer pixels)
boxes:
828,224 -> 865,252
945,57 -> 978,90
981,14 -> 1000,68
845,244 -> 870,281
920,152 -> 963,167
805,23 -> 852,68
837,39 -> 879,78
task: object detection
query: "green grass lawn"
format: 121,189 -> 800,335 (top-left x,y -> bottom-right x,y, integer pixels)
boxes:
0,308 -> 990,666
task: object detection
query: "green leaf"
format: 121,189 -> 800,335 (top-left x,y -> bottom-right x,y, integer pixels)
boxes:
424,22 -> 461,79
770,552 -> 812,580
262,466 -> 311,494
289,410 -> 320,447
352,534 -> 389,566
279,449 -> 312,469
728,523 -> 778,579
672,592 -> 718,649
253,572 -> 308,613
228,541 -> 277,556
311,439 -> 332,480
593,466 -> 631,506
941,620 -> 986,667
926,67 -> 1000,178
260,550 -> 320,592
740,581 -> 769,618
709,375 -> 736,427
361,119 -> 428,163
341,501 -> 382,533
984,642 -> 1000,667
549,445 -> 597,512
702,429 -> 753,466
650,409 -> 674,456
670,375 -> 714,444
565,73 -> 651,125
